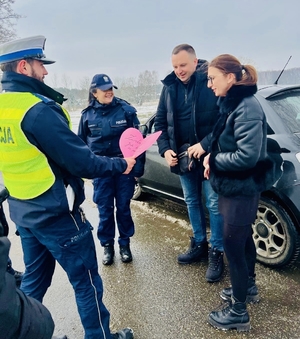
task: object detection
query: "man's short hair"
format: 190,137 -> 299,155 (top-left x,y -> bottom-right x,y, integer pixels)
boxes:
0,58 -> 34,72
172,44 -> 196,56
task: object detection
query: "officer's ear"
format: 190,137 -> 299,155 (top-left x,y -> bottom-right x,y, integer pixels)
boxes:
16,59 -> 30,76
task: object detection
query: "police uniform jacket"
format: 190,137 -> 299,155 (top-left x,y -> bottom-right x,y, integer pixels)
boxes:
0,72 -> 127,228
78,97 -> 145,177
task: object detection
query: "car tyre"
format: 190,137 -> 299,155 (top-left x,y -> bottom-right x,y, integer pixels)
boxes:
252,196 -> 300,268
132,181 -> 143,200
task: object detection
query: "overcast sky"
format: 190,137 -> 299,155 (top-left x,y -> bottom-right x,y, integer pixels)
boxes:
12,0 -> 300,88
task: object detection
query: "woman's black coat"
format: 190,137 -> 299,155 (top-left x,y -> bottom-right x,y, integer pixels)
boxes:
209,85 -> 277,197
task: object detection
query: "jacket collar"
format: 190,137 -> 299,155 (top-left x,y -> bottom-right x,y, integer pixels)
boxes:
1,71 -> 65,104
82,96 -> 119,115
218,84 -> 257,114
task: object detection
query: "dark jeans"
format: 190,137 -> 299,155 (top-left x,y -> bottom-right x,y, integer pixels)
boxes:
17,209 -> 111,339
93,174 -> 136,247
179,171 -> 223,251
219,193 -> 259,302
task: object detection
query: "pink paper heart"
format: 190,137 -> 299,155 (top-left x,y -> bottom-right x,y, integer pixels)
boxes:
119,128 -> 162,158
132,130 -> 162,158
119,128 -> 143,157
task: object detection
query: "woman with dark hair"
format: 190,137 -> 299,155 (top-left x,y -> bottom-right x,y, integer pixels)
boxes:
78,74 -> 145,266
204,54 -> 277,331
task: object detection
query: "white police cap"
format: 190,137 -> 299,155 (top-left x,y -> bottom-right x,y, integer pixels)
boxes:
0,35 -> 55,65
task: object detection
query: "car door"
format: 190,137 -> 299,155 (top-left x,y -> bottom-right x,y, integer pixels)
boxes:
139,115 -> 183,200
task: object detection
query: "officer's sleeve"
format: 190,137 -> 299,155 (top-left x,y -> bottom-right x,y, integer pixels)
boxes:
22,103 -> 127,178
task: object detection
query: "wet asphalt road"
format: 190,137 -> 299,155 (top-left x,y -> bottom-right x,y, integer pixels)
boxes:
4,179 -> 300,339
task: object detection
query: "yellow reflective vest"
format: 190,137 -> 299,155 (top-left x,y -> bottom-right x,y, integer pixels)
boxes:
0,92 -> 71,200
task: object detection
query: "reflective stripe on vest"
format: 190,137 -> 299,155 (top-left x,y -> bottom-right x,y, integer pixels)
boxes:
0,92 -> 70,200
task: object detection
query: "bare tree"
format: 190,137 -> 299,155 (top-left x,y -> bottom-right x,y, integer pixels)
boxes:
78,76 -> 91,91
114,76 -> 138,104
136,70 -> 158,105
0,0 -> 21,43
49,72 -> 59,88
77,76 -> 91,105
114,71 -> 159,105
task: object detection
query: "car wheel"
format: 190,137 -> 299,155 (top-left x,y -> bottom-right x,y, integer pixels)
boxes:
132,182 -> 143,200
252,196 -> 300,268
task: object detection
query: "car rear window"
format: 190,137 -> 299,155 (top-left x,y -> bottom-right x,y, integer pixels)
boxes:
268,90 -> 300,133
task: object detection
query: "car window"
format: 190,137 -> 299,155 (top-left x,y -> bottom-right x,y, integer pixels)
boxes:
268,90 -> 300,133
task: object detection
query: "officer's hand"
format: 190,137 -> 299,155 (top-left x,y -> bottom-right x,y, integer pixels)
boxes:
188,143 -> 205,159
164,150 -> 178,167
123,158 -> 136,174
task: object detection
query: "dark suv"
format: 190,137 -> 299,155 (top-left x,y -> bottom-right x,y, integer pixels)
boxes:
133,84 -> 300,268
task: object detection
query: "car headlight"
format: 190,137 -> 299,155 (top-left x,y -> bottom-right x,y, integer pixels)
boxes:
296,152 -> 300,163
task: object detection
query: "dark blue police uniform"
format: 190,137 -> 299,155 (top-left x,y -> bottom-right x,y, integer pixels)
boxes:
78,97 -> 145,248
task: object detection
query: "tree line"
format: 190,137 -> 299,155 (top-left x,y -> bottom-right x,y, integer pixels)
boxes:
1,1 -> 300,111
50,70 -> 161,111
56,67 -> 300,111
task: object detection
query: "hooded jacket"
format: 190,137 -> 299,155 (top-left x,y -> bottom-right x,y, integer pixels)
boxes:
0,72 -> 127,228
154,60 -> 219,174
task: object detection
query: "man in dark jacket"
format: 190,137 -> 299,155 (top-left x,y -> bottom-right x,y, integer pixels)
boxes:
0,35 -> 134,339
155,44 -> 224,282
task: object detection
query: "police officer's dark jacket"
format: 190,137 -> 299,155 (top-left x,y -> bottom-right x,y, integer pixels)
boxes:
154,59 -> 219,174
0,72 -> 127,228
78,97 -> 145,177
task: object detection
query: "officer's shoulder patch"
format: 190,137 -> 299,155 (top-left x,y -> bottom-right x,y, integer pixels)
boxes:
116,98 -> 136,115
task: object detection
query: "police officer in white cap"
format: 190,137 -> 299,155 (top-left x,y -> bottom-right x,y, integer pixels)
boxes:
0,35 -> 135,339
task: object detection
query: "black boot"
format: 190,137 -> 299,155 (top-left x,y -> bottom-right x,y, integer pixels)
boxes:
102,244 -> 114,265
120,244 -> 132,263
177,237 -> 208,264
205,247 -> 224,282
7,264 -> 23,288
220,276 -> 260,303
111,327 -> 134,339
208,296 -> 250,332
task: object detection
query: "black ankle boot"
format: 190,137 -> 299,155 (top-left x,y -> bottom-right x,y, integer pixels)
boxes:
177,237 -> 208,264
120,244 -> 132,263
102,244 -> 114,265
206,247 -> 224,282
220,276 -> 260,303
208,296 -> 250,332
111,327 -> 133,339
